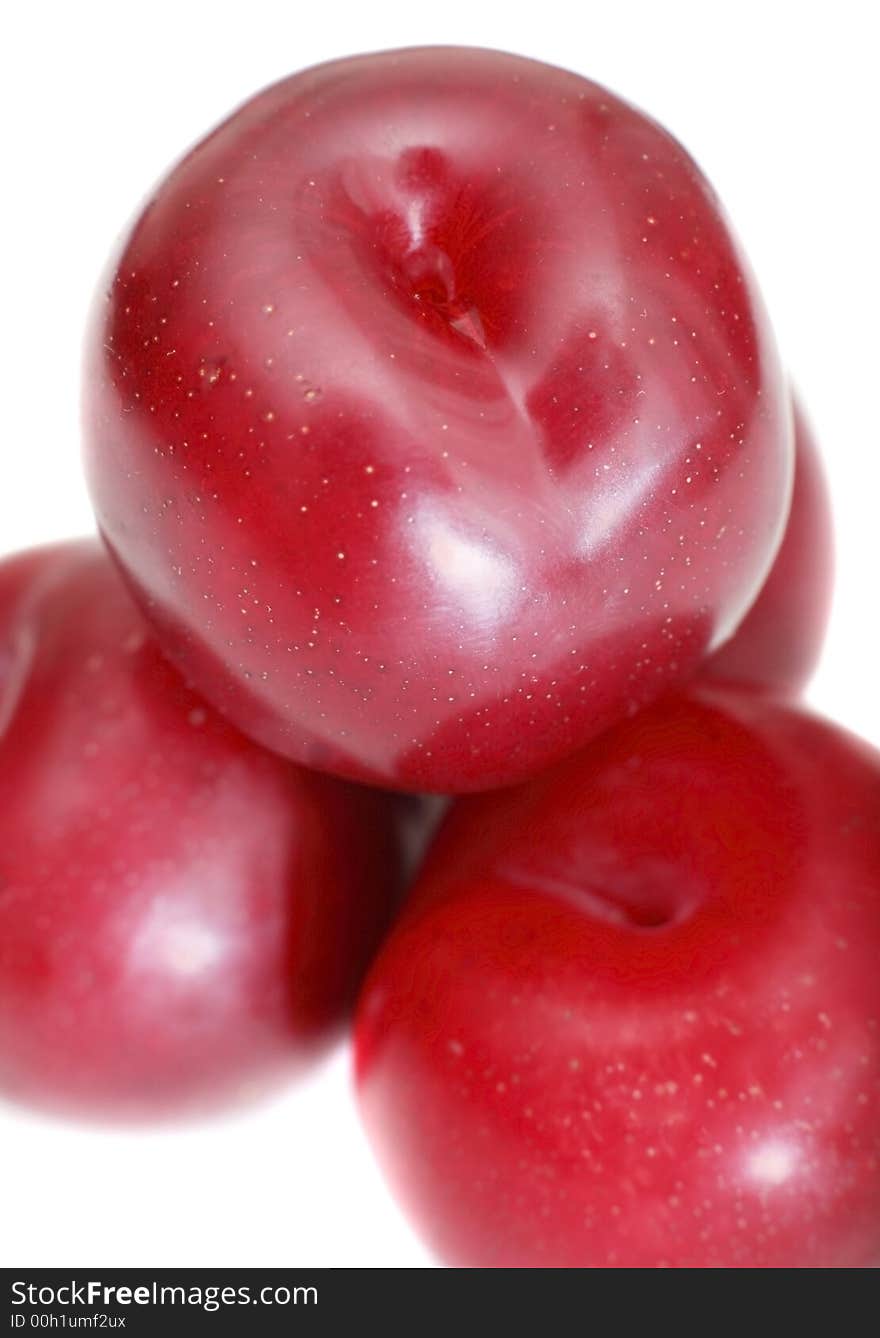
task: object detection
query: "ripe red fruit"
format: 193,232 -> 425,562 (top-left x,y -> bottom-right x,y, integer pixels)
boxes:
356,687 -> 880,1267
0,540 -> 402,1120
704,400 -> 833,694
84,47 -> 792,792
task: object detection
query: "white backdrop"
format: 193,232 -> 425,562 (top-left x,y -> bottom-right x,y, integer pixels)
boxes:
1,0 -> 877,1268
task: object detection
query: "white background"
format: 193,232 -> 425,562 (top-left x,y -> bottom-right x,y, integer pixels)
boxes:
1,0 -> 877,1268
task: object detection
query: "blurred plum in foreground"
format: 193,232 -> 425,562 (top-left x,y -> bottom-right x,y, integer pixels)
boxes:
0,540 -> 404,1120
357,686 -> 880,1266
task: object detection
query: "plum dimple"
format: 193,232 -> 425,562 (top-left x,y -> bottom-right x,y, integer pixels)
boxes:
331,142 -> 537,352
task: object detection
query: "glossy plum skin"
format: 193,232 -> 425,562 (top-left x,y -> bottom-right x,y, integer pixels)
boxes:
0,540 -> 402,1120
84,46 -> 792,792
705,401 -> 833,695
356,688 -> 880,1267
